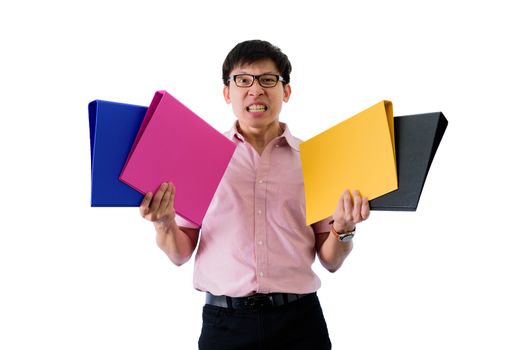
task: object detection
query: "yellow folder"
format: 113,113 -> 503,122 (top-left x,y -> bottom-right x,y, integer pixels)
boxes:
300,100 -> 398,225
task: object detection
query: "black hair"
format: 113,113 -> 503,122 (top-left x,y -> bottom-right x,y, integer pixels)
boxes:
222,40 -> 292,86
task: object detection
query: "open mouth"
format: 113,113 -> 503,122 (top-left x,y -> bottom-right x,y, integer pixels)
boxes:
246,104 -> 268,113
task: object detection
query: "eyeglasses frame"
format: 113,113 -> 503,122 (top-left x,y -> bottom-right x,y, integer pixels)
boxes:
227,74 -> 286,88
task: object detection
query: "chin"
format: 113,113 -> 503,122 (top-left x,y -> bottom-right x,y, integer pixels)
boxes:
244,114 -> 277,125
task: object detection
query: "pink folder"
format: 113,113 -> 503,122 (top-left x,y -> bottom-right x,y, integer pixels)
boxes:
120,91 -> 236,226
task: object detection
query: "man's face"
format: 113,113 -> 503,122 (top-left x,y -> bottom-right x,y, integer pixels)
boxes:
223,59 -> 291,130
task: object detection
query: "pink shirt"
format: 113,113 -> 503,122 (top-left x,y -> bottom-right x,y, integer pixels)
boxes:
176,122 -> 331,297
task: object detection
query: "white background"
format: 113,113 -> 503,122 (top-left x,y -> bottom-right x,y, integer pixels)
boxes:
1,0 -> 523,349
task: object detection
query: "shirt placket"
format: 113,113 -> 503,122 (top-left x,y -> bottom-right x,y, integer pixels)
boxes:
254,145 -> 272,294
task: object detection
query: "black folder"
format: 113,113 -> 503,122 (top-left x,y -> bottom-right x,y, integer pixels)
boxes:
370,112 -> 448,211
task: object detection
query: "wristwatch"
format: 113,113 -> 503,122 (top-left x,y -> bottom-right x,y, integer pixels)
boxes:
331,226 -> 356,242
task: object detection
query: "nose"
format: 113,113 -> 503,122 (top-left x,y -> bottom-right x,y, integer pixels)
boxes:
248,79 -> 265,96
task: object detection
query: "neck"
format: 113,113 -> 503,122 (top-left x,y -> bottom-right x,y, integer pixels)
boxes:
237,121 -> 284,155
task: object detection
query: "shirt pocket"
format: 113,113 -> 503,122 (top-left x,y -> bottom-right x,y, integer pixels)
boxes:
277,181 -> 307,226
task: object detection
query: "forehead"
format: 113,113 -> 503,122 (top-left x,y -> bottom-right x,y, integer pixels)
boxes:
231,59 -> 279,74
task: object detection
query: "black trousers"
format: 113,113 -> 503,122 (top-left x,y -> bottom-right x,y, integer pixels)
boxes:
198,293 -> 332,350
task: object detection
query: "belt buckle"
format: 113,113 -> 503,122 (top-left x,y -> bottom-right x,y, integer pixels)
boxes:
245,294 -> 272,309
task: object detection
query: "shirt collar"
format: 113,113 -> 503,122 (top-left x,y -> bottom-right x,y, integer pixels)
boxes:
224,121 -> 301,152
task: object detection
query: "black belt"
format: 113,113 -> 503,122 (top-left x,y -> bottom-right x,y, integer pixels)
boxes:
206,292 -> 313,310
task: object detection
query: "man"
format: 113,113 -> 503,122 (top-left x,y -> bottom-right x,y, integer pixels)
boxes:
140,40 -> 370,349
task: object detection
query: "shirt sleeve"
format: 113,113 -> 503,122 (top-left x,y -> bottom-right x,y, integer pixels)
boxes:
311,216 -> 332,234
175,214 -> 201,229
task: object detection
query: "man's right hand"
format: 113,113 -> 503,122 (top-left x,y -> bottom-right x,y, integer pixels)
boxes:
140,182 -> 176,225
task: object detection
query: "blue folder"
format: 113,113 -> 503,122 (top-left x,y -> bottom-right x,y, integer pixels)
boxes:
89,100 -> 147,206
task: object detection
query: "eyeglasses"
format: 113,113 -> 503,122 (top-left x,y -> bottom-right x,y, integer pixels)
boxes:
228,74 -> 285,88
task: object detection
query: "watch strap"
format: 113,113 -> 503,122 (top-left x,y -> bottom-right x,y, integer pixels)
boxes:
330,225 -> 356,242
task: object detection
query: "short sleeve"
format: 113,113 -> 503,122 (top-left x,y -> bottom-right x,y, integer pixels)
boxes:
311,216 -> 332,234
175,214 -> 201,229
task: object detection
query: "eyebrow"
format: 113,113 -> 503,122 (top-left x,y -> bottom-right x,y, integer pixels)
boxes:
235,71 -> 279,75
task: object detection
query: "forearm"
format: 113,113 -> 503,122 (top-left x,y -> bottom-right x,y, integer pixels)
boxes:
318,231 -> 353,273
317,188 -> 369,272
154,219 -> 196,266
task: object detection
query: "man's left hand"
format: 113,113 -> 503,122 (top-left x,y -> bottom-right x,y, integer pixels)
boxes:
332,189 -> 370,233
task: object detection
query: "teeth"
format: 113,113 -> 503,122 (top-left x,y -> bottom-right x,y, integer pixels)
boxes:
247,104 -> 267,112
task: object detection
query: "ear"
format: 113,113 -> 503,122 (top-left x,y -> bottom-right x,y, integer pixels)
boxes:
283,84 -> 291,103
223,85 -> 231,104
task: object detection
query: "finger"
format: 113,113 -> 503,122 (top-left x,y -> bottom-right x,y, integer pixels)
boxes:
334,189 -> 345,219
352,190 -> 362,222
169,184 -> 176,213
140,192 -> 154,217
159,183 -> 172,211
150,182 -> 168,212
344,189 -> 353,221
338,190 -> 346,209
361,196 -> 370,220
158,183 -> 176,211
163,183 -> 176,211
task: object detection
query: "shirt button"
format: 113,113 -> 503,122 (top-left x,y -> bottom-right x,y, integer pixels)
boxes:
257,209 -> 262,215
257,240 -> 263,245
259,272 -> 264,277
275,144 -> 280,148
258,180 -> 264,184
